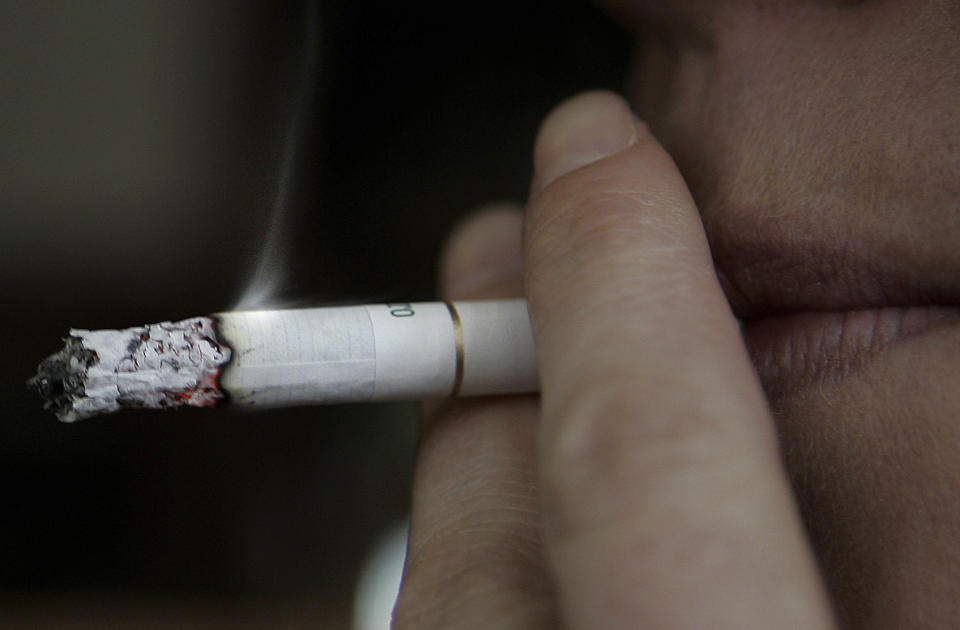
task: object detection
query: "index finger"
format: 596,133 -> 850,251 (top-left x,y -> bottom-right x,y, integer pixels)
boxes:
525,91 -> 836,629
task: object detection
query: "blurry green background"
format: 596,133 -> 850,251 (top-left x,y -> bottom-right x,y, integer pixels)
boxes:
0,1 -> 628,626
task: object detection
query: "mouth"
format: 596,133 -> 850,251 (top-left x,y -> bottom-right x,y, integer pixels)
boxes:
714,234 -> 960,398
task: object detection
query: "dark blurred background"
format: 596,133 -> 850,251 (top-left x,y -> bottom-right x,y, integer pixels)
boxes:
0,1 -> 629,626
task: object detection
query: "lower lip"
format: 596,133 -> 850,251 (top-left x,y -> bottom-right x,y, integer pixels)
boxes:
741,306 -> 960,397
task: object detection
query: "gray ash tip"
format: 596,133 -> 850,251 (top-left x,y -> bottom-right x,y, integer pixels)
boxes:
29,317 -> 231,423
27,337 -> 98,421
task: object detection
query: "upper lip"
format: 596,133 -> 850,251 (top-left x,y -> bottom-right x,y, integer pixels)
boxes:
710,227 -> 959,322
592,1 -> 960,321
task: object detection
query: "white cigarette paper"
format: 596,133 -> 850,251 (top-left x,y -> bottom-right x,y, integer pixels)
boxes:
30,299 -> 539,421
216,300 -> 538,406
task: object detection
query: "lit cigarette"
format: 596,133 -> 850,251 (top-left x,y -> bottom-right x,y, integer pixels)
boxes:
29,299 -> 538,422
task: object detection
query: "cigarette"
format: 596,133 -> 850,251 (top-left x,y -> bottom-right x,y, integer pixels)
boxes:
28,299 -> 538,422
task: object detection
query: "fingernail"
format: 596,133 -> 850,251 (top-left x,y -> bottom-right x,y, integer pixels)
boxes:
532,91 -> 638,194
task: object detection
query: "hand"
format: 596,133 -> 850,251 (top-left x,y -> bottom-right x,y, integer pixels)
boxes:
393,92 -> 836,629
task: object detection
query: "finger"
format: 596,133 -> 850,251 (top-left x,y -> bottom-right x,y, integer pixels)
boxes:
394,205 -> 555,630
525,91 -> 836,629
439,204 -> 525,301
423,205 -> 525,425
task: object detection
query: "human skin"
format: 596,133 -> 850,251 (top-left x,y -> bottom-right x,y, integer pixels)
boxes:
394,2 -> 960,629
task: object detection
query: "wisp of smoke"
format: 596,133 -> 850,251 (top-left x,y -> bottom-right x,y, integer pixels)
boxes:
233,0 -> 319,311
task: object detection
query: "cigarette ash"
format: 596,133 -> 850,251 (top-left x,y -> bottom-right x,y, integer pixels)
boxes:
28,317 -> 232,422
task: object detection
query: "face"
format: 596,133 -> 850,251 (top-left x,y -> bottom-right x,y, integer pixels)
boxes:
599,0 -> 960,624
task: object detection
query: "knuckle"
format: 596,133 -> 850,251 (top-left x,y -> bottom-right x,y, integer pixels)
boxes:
539,377 -> 742,539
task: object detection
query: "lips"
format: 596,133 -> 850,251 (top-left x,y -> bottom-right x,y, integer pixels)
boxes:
711,222 -> 960,319
740,307 -> 960,400
710,222 -> 960,396
706,194 -> 954,377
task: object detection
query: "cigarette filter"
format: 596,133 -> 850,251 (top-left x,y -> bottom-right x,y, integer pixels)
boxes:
29,299 -> 538,422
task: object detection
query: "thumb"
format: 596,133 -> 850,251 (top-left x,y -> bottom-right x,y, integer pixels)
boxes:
524,91 -> 836,630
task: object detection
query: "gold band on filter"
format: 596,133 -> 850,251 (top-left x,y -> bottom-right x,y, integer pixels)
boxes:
445,302 -> 464,396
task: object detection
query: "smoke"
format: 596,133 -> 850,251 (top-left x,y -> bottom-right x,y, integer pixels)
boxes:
233,0 -> 319,311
